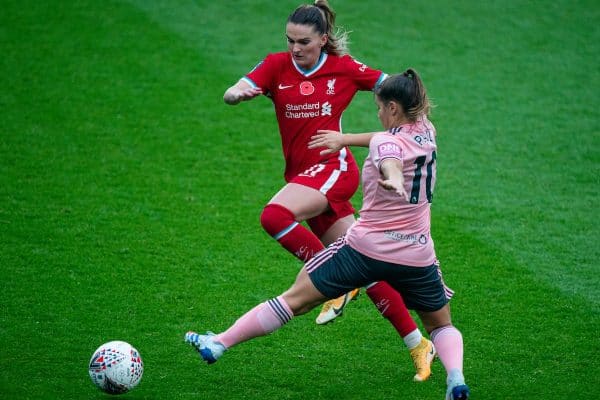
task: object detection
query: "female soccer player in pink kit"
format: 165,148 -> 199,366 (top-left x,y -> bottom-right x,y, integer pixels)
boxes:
221,1 -> 434,381
187,69 -> 470,400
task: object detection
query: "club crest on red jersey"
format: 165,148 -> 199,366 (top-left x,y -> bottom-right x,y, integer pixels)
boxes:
326,78 -> 336,95
300,81 -> 315,96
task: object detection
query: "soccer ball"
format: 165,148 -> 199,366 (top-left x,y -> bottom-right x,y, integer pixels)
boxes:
88,341 -> 144,394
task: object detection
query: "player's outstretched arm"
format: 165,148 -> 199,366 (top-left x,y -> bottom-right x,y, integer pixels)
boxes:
308,130 -> 376,155
223,79 -> 263,105
378,158 -> 408,201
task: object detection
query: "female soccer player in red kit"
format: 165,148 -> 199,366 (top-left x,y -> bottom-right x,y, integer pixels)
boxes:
221,1 -> 434,381
188,68 -> 469,400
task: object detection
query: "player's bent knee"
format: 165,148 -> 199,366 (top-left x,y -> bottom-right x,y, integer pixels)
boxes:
260,203 -> 297,237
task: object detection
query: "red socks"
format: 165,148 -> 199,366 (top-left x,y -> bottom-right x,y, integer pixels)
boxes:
260,204 -> 324,261
366,281 -> 418,338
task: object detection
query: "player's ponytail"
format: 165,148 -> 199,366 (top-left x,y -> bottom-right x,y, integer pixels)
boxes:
315,0 -> 349,55
376,69 -> 431,122
288,1 -> 349,56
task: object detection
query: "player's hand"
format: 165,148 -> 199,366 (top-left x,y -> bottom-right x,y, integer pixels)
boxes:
308,130 -> 344,155
236,87 -> 263,101
377,179 -> 409,201
224,87 -> 263,104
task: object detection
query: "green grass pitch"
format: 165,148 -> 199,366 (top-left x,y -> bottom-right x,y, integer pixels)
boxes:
1,0 -> 598,399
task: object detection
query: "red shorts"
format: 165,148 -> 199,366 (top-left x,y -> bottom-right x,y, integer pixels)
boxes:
289,160 -> 360,238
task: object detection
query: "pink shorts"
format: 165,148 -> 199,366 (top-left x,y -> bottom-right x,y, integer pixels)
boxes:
289,161 -> 360,238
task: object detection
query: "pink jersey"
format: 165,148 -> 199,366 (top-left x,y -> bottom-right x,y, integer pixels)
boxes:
346,118 -> 438,267
243,52 -> 387,181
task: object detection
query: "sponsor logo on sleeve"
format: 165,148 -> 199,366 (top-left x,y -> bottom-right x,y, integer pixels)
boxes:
378,142 -> 402,158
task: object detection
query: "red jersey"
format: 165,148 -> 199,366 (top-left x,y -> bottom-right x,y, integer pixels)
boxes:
243,52 -> 387,181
